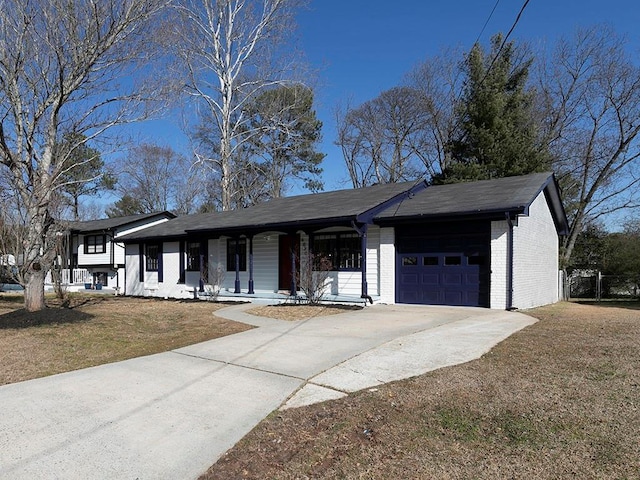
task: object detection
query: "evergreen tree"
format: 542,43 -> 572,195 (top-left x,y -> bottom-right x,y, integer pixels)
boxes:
244,84 -> 324,198
437,34 -> 549,183
106,195 -> 145,218
56,133 -> 115,220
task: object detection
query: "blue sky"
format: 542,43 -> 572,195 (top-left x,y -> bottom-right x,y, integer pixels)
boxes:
295,0 -> 640,191
133,0 -> 640,195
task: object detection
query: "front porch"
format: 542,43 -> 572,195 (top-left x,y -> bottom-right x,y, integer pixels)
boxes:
44,268 -> 121,294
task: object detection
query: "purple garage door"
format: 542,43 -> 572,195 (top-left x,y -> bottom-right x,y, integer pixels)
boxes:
395,227 -> 490,307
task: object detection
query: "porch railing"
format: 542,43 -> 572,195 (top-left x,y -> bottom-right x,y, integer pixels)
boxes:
45,268 -> 91,285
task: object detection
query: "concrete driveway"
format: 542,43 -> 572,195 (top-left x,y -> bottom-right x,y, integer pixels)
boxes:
0,303 -> 535,480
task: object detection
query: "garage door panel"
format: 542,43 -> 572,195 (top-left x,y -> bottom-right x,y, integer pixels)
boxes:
421,273 -> 440,285
396,228 -> 489,307
422,291 -> 441,303
466,273 -> 480,283
444,291 -> 463,304
401,273 -> 418,285
398,290 -> 419,303
443,273 -> 462,285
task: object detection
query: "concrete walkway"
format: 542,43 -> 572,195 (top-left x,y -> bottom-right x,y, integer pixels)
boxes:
0,303 -> 536,480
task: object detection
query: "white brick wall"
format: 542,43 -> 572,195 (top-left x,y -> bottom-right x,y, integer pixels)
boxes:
490,220 -> 509,310
512,192 -> 559,309
379,227 -> 395,304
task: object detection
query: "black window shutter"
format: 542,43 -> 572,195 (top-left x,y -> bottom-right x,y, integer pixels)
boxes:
179,240 -> 185,283
158,243 -> 164,283
138,244 -> 144,282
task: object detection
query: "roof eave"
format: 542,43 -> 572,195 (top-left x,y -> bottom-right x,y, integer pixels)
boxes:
184,216 -> 358,237
375,206 -> 527,225
542,175 -> 570,236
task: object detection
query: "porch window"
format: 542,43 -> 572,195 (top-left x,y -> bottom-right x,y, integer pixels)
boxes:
146,244 -> 159,271
226,238 -> 247,271
186,241 -> 200,271
312,232 -> 361,271
84,235 -> 106,254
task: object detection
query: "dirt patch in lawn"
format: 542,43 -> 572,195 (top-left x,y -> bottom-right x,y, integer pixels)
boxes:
247,304 -> 362,321
0,294 -> 252,385
202,301 -> 640,479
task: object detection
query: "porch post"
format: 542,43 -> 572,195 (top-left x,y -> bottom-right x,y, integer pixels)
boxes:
234,238 -> 241,293
248,235 -> 255,294
360,223 -> 368,299
290,233 -> 297,296
199,240 -> 205,292
68,232 -> 74,272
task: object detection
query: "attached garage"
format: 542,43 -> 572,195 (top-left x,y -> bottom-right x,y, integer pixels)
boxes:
376,173 -> 569,309
395,223 -> 490,307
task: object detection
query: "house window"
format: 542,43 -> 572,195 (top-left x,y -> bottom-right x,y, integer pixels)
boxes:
146,244 -> 159,271
186,241 -> 201,271
312,232 -> 361,271
84,235 -> 106,254
226,238 -> 247,271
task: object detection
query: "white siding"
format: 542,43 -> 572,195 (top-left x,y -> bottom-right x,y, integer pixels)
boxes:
158,241 -> 193,299
125,244 -> 143,296
253,234 -> 279,292
77,234 -> 112,266
379,227 -> 395,304
512,192 -> 559,309
112,243 -> 125,265
125,241 -> 194,299
490,220 -> 509,310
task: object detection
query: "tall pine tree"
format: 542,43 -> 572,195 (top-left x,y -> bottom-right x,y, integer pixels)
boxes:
437,34 -> 549,183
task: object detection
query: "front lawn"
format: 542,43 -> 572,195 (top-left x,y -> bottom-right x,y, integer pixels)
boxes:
0,294 -> 252,385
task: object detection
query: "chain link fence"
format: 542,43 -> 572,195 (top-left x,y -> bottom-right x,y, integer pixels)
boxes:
568,272 -> 639,300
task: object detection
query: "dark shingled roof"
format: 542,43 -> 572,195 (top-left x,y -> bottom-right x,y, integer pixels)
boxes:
119,182 -> 417,241
377,172 -> 567,227
119,172 -> 569,242
68,211 -> 176,233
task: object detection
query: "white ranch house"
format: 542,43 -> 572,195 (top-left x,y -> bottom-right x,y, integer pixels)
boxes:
116,172 -> 568,309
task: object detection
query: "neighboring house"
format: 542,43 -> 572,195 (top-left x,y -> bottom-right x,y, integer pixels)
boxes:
61,212 -> 176,291
119,172 -> 568,309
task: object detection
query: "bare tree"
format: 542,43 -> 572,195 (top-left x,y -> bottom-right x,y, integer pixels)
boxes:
404,47 -> 466,179
336,86 -> 431,188
336,49 -> 465,188
0,0 -> 168,311
173,0 -> 307,210
536,26 -> 640,266
296,252 -> 332,305
110,143 -> 206,215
